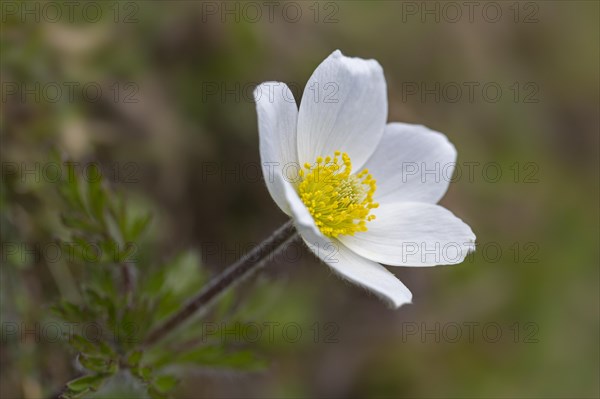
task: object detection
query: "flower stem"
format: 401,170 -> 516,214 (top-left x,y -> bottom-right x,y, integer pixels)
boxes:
120,262 -> 134,307
143,220 -> 298,347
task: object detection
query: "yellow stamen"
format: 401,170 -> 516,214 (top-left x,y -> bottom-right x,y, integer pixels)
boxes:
297,152 -> 378,238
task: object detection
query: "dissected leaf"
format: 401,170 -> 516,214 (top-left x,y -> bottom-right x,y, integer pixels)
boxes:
51,301 -> 89,323
78,354 -> 113,373
66,374 -> 107,392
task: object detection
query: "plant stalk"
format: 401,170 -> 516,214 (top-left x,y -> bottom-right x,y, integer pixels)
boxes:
143,220 -> 298,347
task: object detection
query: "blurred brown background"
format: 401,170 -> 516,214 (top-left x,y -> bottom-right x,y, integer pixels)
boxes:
1,1 -> 599,398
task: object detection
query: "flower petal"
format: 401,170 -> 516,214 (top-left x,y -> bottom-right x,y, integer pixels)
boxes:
278,172 -> 325,246
363,123 -> 457,204
278,175 -> 412,308
297,50 -> 387,171
305,239 -> 413,308
254,82 -> 299,215
339,202 -> 476,266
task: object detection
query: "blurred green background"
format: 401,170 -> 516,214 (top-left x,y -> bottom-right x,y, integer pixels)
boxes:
1,1 -> 599,398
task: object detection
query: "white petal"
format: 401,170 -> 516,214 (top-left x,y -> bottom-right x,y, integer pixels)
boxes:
339,202 -> 476,267
364,123 -> 457,205
297,50 -> 387,170
254,82 -> 299,215
278,175 -> 412,308
278,172 -> 325,246
305,239 -> 413,308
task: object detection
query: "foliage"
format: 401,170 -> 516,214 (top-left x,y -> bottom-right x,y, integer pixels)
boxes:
51,158 -> 267,399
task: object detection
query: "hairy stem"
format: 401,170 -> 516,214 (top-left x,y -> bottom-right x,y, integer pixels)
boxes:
143,220 -> 298,347
120,262 -> 134,306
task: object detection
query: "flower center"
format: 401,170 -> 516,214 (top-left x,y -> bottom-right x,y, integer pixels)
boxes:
297,151 -> 379,238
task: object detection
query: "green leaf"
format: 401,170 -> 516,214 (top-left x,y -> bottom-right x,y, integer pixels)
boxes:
108,193 -> 128,238
152,375 -> 178,393
176,345 -> 267,371
69,334 -> 99,355
52,301 -> 89,323
97,340 -> 117,358
84,288 -> 113,313
78,354 -> 112,373
127,350 -> 143,368
126,212 -> 152,242
99,238 -> 120,263
66,374 -> 107,392
61,214 -> 102,234
60,388 -> 90,399
138,366 -> 152,381
69,334 -> 115,358
71,236 -> 100,263
58,161 -> 85,212
219,350 -> 267,370
86,164 -> 106,224
161,250 -> 206,297
140,267 -> 166,295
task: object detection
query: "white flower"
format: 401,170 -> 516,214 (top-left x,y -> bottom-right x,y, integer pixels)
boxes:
254,50 -> 476,308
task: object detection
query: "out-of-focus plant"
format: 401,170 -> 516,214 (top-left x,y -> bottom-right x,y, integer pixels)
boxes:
52,158 -> 267,399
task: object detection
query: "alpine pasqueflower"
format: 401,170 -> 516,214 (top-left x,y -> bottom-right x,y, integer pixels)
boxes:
254,50 -> 476,308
